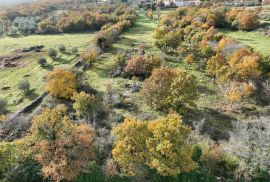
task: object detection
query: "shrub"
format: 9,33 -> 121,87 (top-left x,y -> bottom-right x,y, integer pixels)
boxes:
0,115 -> 7,122
48,48 -> 57,59
71,47 -> 79,55
38,18 -> 55,34
236,10 -> 260,30
226,9 -> 243,24
81,49 -> 98,68
0,98 -> 7,114
58,44 -> 66,53
114,52 -> 126,70
124,55 -> 162,78
184,54 -> 195,66
141,67 -> 198,113
146,9 -> 154,20
72,91 -> 95,118
45,68 -> 77,99
37,57 -> 47,67
18,79 -> 30,95
154,29 -> 183,54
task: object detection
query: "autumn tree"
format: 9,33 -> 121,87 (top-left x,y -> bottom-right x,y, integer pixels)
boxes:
112,117 -> 150,176
112,113 -> 197,176
81,49 -> 98,68
72,91 -> 95,118
236,10 -> 259,31
124,55 -> 161,78
228,48 -> 261,82
141,67 -> 198,113
45,68 -> 77,99
153,28 -> 183,54
184,54 -> 195,67
206,53 -> 228,82
31,105 -> 95,182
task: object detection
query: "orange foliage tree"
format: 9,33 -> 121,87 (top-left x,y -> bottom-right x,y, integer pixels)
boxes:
45,68 -> 77,99
31,105 -> 95,181
124,55 -> 161,78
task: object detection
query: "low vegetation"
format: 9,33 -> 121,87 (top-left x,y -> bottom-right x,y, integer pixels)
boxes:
1,1 -> 270,182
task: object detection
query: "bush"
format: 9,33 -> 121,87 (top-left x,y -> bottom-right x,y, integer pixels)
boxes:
37,57 -> 47,67
72,91 -> 96,118
45,68 -> 77,99
48,48 -> 57,59
81,49 -> 98,68
124,55 -> 162,78
18,79 -> 30,95
58,44 -> 66,53
236,10 -> 260,30
71,47 -> 79,55
0,98 -> 7,114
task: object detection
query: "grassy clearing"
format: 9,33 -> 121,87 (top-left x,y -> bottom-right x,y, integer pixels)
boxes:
0,32 -> 96,113
218,28 -> 270,56
0,31 -> 95,56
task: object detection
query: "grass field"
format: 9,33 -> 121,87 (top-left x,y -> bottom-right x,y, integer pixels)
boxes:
0,31 -> 95,56
219,29 -> 270,56
0,31 -> 96,113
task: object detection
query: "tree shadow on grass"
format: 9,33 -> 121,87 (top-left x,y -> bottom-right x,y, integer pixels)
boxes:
184,107 -> 235,141
44,64 -> 54,71
197,85 -> 216,95
26,89 -> 39,100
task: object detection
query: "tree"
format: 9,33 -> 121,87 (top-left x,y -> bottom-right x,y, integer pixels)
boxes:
72,91 -> 95,118
112,117 -> 150,176
153,28 -> 183,54
206,53 -> 228,82
141,67 -> 198,113
38,18 -> 55,34
112,113 -> 197,176
168,72 -> 199,112
31,105 -> 95,181
184,54 -> 195,67
236,10 -> 259,31
45,68 -> 77,99
37,57 -> 47,67
18,79 -> 30,95
228,48 -> 261,82
48,48 -> 57,59
124,55 -> 161,78
227,87 -> 241,108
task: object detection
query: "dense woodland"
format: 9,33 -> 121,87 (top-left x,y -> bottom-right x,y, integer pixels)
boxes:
0,0 -> 270,182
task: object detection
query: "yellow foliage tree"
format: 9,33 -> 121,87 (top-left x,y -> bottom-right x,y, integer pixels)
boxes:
112,113 -> 197,176
112,117 -> 150,176
206,53 -> 228,82
45,68 -> 77,99
31,105 -> 95,181
81,49 -> 98,68
184,54 -> 195,67
227,88 -> 241,108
